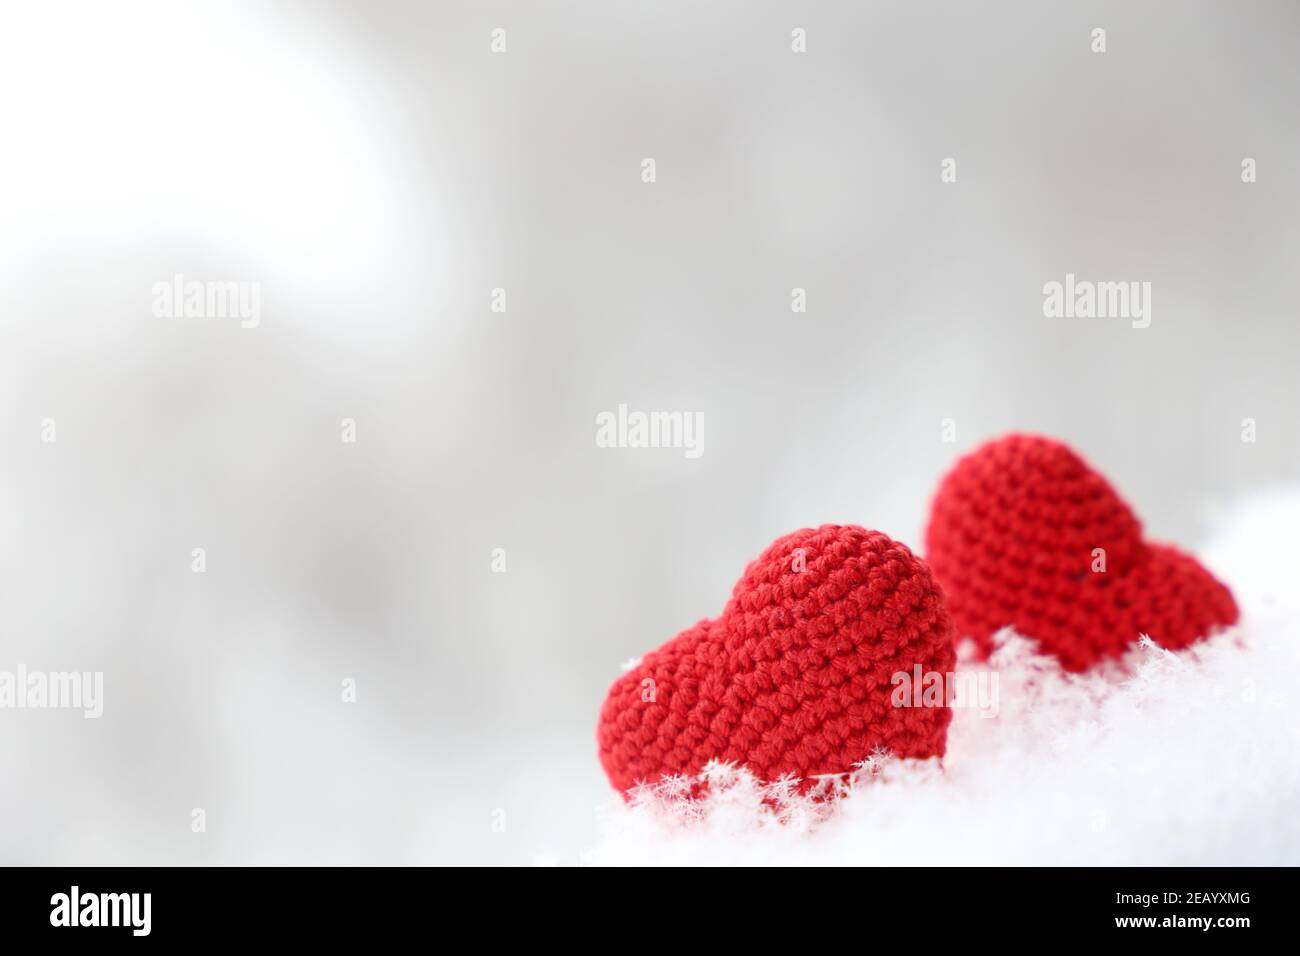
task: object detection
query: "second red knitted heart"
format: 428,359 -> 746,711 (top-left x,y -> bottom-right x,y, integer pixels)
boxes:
925,434 -> 1238,671
597,525 -> 955,794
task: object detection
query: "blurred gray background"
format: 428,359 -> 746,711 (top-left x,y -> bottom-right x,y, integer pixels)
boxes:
0,0 -> 1296,864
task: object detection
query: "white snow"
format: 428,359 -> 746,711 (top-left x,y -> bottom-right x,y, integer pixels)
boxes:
582,488 -> 1300,865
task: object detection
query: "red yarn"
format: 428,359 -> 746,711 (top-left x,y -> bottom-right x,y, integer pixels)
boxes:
597,525 -> 955,795
924,434 -> 1238,671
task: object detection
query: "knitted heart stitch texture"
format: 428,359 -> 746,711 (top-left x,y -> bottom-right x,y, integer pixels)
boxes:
597,525 -> 955,795
925,433 -> 1239,671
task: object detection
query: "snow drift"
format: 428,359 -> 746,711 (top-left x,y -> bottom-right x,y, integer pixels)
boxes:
582,488 -> 1300,865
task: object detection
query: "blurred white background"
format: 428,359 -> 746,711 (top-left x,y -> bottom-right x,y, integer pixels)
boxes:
1,0 -> 1297,864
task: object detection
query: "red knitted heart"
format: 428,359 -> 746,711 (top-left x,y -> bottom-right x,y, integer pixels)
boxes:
925,434 -> 1238,671
596,525 -> 955,794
